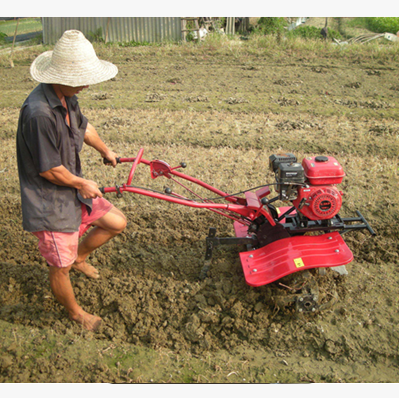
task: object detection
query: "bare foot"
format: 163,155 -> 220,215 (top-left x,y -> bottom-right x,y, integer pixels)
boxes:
72,260 -> 100,279
69,310 -> 102,332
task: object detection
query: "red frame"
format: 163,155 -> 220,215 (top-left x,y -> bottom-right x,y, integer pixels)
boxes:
102,148 -> 276,226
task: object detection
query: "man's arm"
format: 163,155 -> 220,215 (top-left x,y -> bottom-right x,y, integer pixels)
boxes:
40,165 -> 102,199
84,122 -> 118,167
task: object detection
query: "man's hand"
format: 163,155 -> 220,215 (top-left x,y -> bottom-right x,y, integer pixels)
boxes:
40,165 -> 102,198
102,150 -> 119,168
79,179 -> 103,199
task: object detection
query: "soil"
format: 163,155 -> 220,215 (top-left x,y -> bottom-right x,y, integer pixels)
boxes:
0,33 -> 399,384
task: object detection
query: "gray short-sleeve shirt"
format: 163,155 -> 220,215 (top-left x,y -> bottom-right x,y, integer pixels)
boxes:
16,83 -> 90,232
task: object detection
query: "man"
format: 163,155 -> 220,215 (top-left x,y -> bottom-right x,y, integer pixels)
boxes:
16,30 -> 127,332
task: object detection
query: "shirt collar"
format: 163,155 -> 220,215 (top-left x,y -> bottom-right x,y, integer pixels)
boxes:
42,83 -> 79,109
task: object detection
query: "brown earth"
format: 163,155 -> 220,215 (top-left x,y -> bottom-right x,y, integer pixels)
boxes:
0,34 -> 399,384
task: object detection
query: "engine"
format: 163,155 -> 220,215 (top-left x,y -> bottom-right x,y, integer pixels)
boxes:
269,154 -> 345,221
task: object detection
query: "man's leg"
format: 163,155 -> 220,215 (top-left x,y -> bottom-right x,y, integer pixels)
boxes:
72,207 -> 127,278
33,231 -> 102,331
49,264 -> 102,331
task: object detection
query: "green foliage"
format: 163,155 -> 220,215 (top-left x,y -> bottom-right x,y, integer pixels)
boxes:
255,17 -> 287,35
183,19 -> 199,42
185,31 -> 196,42
322,27 -> 342,40
88,27 -> 104,43
118,40 -> 153,47
208,17 -> 225,30
287,25 -> 343,40
365,17 -> 399,33
345,17 -> 370,28
219,17 -> 226,29
287,26 -> 320,39
347,17 -> 399,33
0,31 -> 7,44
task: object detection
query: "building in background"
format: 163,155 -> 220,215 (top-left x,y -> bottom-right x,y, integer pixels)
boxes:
41,17 -> 239,45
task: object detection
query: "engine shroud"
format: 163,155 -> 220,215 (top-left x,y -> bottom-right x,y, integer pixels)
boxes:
293,185 -> 343,220
294,155 -> 344,220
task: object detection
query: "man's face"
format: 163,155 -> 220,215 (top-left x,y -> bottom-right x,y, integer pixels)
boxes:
59,85 -> 89,97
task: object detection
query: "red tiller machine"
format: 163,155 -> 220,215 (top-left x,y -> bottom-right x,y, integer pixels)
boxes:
100,149 -> 375,311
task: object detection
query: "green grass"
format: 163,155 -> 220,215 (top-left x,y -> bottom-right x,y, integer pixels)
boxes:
347,17 -> 399,33
0,17 -> 42,37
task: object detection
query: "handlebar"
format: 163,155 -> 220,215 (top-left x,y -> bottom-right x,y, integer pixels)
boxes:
103,157 -> 121,165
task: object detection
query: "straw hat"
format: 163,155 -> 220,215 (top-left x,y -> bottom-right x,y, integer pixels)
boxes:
30,30 -> 118,87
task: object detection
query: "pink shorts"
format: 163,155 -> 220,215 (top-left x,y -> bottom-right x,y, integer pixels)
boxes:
32,197 -> 113,268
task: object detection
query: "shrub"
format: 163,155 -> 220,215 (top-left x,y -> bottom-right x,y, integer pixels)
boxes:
255,17 -> 287,35
365,17 -> 399,33
287,26 -> 320,39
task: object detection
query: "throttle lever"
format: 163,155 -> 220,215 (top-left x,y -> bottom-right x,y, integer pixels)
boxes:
171,162 -> 187,171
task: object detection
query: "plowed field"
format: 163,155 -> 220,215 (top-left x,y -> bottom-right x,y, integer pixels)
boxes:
0,35 -> 399,383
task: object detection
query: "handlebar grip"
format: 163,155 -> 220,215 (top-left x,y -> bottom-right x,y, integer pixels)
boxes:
99,187 -> 105,194
103,157 -> 121,165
